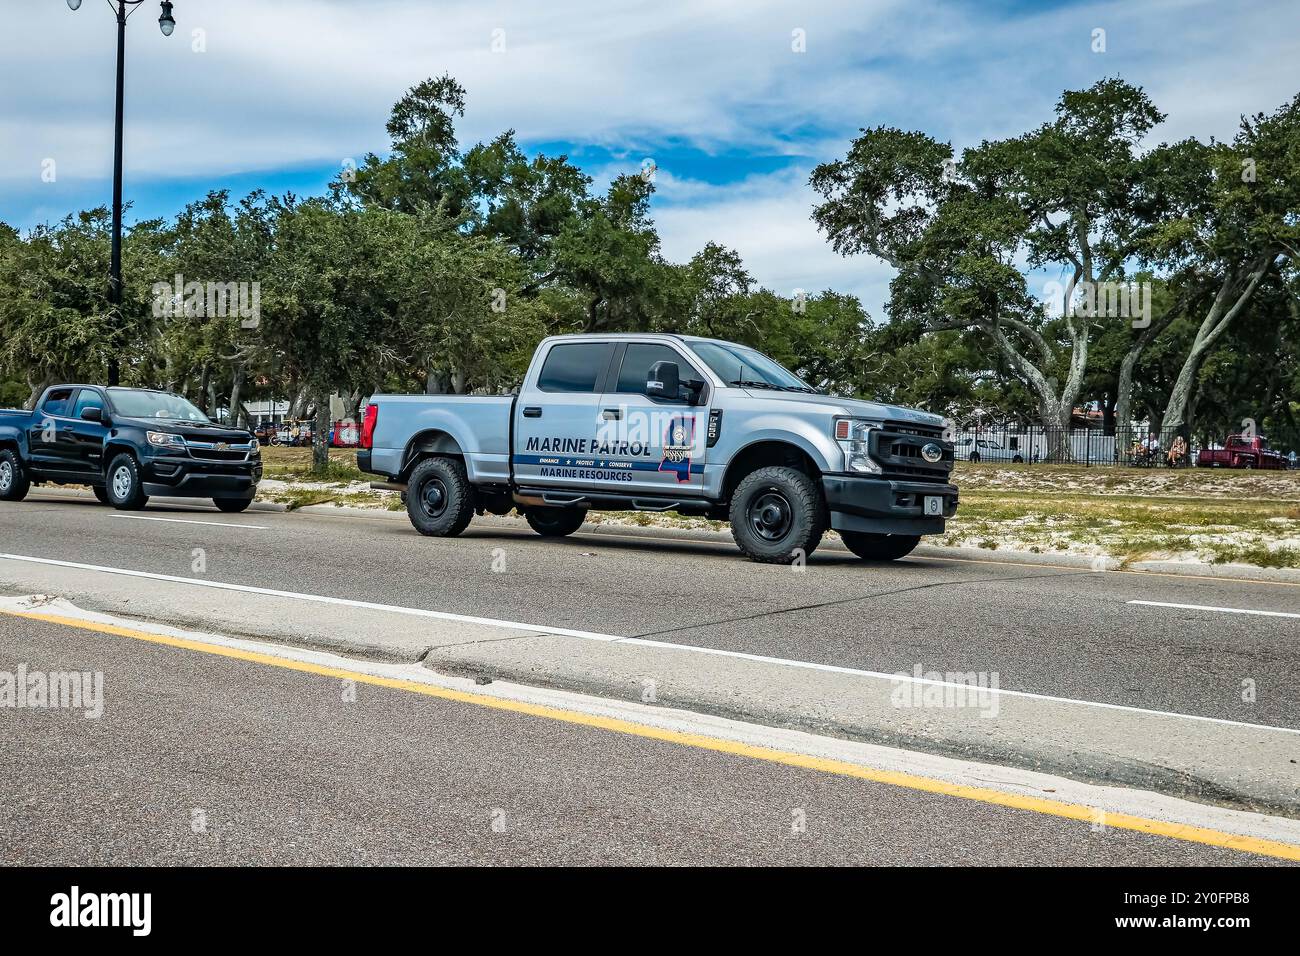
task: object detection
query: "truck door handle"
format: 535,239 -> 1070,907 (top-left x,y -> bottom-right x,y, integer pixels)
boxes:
602,408 -> 621,420
523,406 -> 542,418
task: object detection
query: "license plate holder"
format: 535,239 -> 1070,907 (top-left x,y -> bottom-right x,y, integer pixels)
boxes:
924,495 -> 943,516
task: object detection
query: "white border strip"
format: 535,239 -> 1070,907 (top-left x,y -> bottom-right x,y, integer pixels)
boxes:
1130,600 -> 1300,620
110,515 -> 267,530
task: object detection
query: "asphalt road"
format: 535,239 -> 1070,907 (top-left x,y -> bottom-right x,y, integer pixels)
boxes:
2,490 -> 1298,729
0,612 -> 1276,865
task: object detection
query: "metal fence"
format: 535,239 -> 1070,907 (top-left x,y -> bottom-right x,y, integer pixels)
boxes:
953,426 -> 1298,469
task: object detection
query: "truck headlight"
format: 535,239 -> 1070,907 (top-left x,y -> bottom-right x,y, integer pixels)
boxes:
147,431 -> 185,448
834,419 -> 881,474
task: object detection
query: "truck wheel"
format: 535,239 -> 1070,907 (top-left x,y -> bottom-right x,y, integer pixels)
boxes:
969,452 -> 981,463
839,531 -> 920,562
729,466 -> 825,564
92,485 -> 109,504
406,457 -> 474,537
525,507 -> 587,537
106,453 -> 149,510
0,449 -> 31,502
213,498 -> 252,513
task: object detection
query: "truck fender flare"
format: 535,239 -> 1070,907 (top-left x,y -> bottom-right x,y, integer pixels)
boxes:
401,429 -> 465,477
720,435 -> 832,499
103,440 -> 139,472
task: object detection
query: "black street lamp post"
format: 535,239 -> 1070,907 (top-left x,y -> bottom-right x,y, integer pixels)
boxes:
66,0 -> 176,387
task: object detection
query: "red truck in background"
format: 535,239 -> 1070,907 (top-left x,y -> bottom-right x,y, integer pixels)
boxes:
1196,434 -> 1287,470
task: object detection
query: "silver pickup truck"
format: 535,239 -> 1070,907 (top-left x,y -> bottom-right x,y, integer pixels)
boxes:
358,333 -> 957,563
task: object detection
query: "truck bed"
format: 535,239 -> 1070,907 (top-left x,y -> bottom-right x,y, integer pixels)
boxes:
366,393 -> 514,485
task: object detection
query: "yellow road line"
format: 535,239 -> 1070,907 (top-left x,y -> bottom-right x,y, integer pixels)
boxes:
6,604 -> 1300,863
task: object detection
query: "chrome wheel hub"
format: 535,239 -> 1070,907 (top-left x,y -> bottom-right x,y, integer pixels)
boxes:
112,465 -> 133,500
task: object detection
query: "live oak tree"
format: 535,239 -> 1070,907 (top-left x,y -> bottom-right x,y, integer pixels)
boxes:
1137,93 -> 1300,433
811,79 -> 1162,456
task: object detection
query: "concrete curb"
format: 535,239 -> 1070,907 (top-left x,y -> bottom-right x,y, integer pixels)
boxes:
417,636 -> 1300,817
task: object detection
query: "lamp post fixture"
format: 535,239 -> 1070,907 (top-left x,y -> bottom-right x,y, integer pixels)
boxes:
66,0 -> 177,386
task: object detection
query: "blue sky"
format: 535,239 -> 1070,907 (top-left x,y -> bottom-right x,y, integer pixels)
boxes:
3,0 -> 1298,321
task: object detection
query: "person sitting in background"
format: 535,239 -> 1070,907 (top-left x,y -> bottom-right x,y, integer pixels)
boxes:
1167,435 -> 1187,467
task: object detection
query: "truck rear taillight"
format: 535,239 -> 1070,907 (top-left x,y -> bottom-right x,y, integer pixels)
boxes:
360,404 -> 378,449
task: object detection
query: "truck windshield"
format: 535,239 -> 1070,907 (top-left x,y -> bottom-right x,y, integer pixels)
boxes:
107,389 -> 210,422
686,342 -> 818,392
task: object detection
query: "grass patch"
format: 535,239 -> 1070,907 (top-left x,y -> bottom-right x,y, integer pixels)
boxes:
259,447 -> 366,482
944,487 -> 1300,567
1206,544 -> 1300,569
266,488 -> 341,510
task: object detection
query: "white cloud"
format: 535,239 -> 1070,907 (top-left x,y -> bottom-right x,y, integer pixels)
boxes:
651,167 -> 895,319
1,0 -> 1296,313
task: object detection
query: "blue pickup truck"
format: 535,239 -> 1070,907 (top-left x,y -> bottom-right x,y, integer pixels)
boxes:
0,384 -> 262,511
359,334 -> 957,563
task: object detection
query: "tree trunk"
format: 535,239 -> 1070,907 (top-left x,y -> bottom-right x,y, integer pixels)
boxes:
289,384 -> 310,420
344,389 -> 362,422
426,369 -> 451,394
1040,399 -> 1073,460
1163,255 -> 1275,432
1114,309 -> 1175,439
25,373 -> 57,410
227,363 -> 245,427
197,364 -> 213,414
311,389 -> 331,474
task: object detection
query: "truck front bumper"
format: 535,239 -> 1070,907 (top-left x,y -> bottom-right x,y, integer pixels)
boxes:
822,474 -> 958,536
141,456 -> 262,500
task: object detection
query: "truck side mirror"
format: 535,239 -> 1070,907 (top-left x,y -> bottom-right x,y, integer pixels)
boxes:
80,406 -> 103,423
646,361 -> 681,400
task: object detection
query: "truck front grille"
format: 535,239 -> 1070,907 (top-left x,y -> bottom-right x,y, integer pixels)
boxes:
870,423 -> 953,482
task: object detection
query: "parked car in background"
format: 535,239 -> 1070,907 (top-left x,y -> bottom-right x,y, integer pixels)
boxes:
954,437 -> 1025,463
273,421 -> 314,447
1196,434 -> 1287,470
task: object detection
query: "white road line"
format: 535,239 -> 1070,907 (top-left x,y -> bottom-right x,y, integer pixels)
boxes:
2,550 -> 1297,736
109,515 -> 268,530
1129,600 -> 1300,620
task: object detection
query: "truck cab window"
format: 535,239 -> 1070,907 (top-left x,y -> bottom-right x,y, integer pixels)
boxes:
41,388 -> 75,417
71,390 -> 103,420
536,343 -> 612,393
616,344 -> 690,394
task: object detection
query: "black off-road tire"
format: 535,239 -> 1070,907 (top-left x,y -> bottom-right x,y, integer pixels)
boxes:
105,452 -> 149,510
525,507 -> 587,537
213,498 -> 252,513
92,485 -> 110,504
729,465 -> 826,564
406,457 -> 475,537
0,448 -> 31,502
840,531 -> 921,562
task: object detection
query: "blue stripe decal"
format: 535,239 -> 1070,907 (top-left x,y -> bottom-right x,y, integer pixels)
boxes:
512,454 -> 704,474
